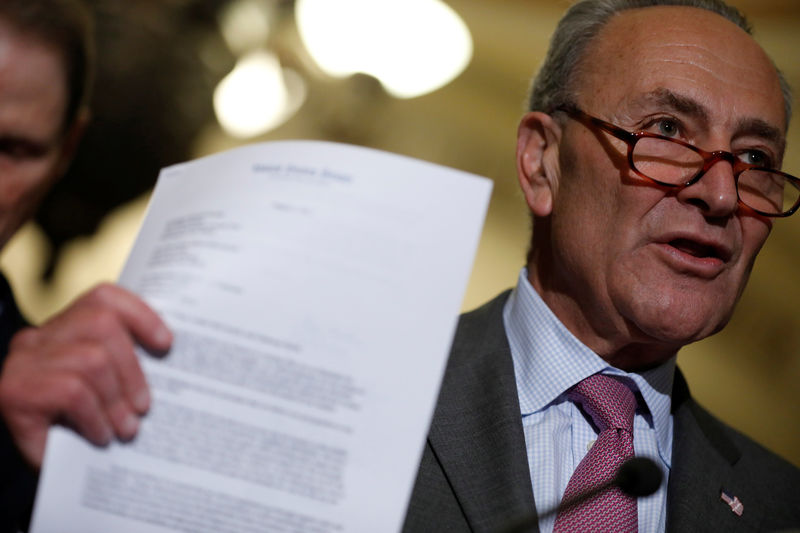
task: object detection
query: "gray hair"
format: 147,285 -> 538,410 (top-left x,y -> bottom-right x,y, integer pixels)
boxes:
527,0 -> 793,125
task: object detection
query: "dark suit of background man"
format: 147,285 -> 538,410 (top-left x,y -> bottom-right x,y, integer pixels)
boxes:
403,0 -> 800,531
0,0 -> 798,533
0,2 -> 173,531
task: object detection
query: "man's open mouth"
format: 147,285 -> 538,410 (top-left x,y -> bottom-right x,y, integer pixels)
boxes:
668,238 -> 728,261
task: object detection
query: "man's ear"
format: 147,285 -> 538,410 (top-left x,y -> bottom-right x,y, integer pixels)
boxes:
516,111 -> 562,217
55,106 -> 91,177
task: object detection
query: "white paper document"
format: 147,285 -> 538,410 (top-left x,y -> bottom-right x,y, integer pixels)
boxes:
30,140 -> 492,533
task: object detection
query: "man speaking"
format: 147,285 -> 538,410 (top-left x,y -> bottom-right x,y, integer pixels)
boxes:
0,0 -> 798,532
402,0 -> 800,531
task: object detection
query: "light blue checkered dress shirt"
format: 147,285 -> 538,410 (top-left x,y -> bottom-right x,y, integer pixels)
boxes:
503,269 -> 675,533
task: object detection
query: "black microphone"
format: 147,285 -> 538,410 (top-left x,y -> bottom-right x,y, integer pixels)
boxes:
613,457 -> 663,497
501,457 -> 663,533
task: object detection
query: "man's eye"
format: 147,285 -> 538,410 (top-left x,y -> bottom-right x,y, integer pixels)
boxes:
0,139 -> 48,160
656,119 -> 679,137
738,150 -> 772,168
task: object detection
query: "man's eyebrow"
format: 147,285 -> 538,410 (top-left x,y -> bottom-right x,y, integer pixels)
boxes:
734,117 -> 785,156
639,88 -> 711,124
638,88 -> 786,156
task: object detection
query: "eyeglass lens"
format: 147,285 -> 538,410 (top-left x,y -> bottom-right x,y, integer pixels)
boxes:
632,137 -> 800,215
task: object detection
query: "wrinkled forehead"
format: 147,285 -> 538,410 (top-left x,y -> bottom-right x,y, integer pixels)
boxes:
572,5 -> 786,134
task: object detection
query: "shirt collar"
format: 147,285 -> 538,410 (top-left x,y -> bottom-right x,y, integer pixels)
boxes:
503,268 -> 675,466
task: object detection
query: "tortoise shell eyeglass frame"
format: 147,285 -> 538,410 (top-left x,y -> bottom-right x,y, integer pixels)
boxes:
552,104 -> 800,217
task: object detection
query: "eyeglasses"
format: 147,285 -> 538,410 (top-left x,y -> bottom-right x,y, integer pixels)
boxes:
556,105 -> 800,217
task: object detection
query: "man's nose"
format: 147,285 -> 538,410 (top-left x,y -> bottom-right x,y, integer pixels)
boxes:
676,159 -> 739,217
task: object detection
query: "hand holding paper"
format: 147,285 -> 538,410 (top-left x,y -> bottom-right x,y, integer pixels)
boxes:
0,283 -> 171,468
30,140 -> 492,533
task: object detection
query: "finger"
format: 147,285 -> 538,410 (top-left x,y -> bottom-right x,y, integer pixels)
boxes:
83,283 -> 173,352
8,328 -> 146,437
14,322 -> 146,416
15,284 -> 169,414
64,307 -> 151,414
13,284 -> 173,355
44,340 -> 145,438
56,373 -> 114,446
0,371 -> 113,468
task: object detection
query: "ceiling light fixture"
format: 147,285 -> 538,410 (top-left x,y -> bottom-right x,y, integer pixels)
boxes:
295,0 -> 473,99
213,51 -> 306,138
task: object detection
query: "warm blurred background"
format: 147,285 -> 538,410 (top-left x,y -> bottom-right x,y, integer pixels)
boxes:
1,0 -> 798,466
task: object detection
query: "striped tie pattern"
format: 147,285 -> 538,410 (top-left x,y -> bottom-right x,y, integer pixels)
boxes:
553,374 -> 637,532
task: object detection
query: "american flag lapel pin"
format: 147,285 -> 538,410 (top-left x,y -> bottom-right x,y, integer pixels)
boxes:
720,490 -> 744,516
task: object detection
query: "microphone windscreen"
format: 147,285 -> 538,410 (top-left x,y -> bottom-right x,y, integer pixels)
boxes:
614,457 -> 663,497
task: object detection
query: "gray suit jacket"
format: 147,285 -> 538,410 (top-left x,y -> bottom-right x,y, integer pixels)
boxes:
402,292 -> 800,532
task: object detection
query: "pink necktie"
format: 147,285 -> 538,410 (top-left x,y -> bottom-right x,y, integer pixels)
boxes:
553,374 -> 638,532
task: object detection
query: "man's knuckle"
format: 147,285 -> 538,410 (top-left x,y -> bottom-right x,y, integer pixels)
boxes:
9,327 -> 41,350
80,345 -> 111,377
61,377 -> 91,410
86,283 -> 119,305
83,307 -> 121,337
0,379 -> 24,408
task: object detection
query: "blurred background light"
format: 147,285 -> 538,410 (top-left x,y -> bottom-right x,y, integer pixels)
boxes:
213,50 -> 306,139
295,0 -> 473,98
218,0 -> 273,55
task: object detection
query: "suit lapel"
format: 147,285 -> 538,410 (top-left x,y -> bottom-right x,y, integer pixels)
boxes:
422,293 -> 790,532
426,293 -> 537,533
666,369 -> 763,532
